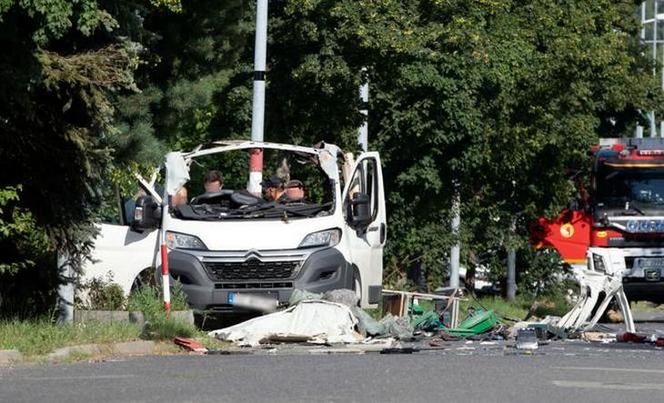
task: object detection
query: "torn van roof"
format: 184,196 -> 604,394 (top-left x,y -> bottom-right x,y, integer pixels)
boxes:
182,140 -> 338,159
164,140 -> 344,196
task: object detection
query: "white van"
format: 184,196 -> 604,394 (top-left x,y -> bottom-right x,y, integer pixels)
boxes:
81,140 -> 386,313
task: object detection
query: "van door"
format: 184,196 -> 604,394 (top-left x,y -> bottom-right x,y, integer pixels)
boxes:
342,152 -> 386,305
83,223 -> 159,296
80,179 -> 161,296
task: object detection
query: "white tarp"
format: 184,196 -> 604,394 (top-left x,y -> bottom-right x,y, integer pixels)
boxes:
208,300 -> 362,346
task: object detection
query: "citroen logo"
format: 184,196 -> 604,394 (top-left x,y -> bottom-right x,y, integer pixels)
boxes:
243,249 -> 261,259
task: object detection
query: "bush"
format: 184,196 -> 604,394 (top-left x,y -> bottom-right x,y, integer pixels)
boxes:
78,275 -> 126,310
126,282 -> 194,340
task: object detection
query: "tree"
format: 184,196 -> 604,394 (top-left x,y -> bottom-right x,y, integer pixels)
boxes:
0,1 -> 144,273
255,0 -> 663,290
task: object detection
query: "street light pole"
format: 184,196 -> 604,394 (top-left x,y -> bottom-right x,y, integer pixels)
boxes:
449,183 -> 460,289
358,68 -> 369,152
248,0 -> 268,195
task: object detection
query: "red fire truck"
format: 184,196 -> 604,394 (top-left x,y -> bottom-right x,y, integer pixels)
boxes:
532,138 -> 664,303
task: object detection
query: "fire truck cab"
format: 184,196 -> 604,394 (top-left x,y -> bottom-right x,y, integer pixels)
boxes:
533,138 -> 664,302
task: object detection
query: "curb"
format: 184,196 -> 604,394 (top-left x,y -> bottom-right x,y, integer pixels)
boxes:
111,340 -> 155,356
74,310 -> 195,327
47,344 -> 103,361
0,349 -> 23,365
633,312 -> 664,323
1,340 -> 158,366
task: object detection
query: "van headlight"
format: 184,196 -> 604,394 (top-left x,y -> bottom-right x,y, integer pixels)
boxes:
299,228 -> 341,248
592,253 -> 606,273
166,231 -> 208,250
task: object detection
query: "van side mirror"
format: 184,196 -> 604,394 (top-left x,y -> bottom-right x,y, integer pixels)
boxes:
350,192 -> 372,227
131,195 -> 161,231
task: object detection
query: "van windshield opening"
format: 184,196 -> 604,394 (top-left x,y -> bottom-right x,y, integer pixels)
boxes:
170,148 -> 335,220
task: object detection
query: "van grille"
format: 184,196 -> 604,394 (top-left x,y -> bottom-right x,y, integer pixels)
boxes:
204,258 -> 299,281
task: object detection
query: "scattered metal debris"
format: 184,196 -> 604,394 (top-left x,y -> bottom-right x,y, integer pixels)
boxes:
516,328 -> 539,351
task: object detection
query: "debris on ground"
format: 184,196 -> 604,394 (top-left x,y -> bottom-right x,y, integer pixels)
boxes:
209,300 -> 362,347
207,286 -> 515,352
580,332 -> 615,343
616,331 -> 650,343
441,309 -> 499,338
174,337 -> 208,353
516,328 -> 538,351
207,285 -> 655,353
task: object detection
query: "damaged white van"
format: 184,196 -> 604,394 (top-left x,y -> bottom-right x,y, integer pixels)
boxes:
82,141 -> 386,313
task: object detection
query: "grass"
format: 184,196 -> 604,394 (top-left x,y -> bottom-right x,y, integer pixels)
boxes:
0,319 -> 141,356
127,283 -> 196,340
459,294 -> 572,322
630,301 -> 664,313
0,283 -> 199,357
197,332 -> 232,350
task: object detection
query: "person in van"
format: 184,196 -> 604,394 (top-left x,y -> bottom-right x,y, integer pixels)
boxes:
203,170 -> 224,193
171,186 -> 188,207
263,176 -> 285,201
284,179 -> 305,202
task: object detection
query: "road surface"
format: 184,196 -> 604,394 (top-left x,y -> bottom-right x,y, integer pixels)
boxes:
2,340 -> 664,402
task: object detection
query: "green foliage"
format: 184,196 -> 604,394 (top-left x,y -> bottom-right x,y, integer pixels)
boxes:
261,0 -> 663,289
127,282 -> 189,313
460,293 -> 572,322
127,282 -> 193,340
0,319 -> 140,356
0,186 -> 50,275
78,275 -> 127,310
1,0 -> 662,316
0,0 -> 146,278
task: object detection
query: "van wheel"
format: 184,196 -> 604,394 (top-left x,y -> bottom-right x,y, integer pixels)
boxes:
352,269 -> 362,306
130,268 -> 156,295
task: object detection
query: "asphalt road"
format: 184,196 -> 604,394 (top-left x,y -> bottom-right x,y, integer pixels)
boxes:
3,340 -> 664,403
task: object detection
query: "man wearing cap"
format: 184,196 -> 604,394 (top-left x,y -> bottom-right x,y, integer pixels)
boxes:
263,175 -> 285,201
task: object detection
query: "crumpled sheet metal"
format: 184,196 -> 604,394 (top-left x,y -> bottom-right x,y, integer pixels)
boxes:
164,151 -> 190,195
209,300 -> 362,347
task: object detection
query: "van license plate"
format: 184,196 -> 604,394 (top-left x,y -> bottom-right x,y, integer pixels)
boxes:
227,292 -> 278,312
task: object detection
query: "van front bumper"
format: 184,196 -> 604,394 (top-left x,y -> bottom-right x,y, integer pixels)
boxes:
163,247 -> 354,312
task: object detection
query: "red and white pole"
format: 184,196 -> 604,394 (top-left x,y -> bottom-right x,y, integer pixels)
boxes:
160,187 -> 171,317
160,241 -> 171,316
248,148 -> 263,195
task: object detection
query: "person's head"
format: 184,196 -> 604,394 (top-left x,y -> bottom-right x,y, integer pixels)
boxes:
203,170 -> 223,193
262,176 -> 284,201
285,180 -> 305,201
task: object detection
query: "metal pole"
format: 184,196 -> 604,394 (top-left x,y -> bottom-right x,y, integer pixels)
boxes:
160,186 -> 170,316
506,250 -> 517,301
449,184 -> 460,289
248,0 -> 268,195
56,253 -> 74,324
652,1 -> 658,137
637,2 -> 646,138
358,67 -> 369,152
